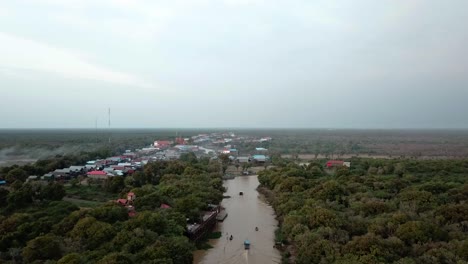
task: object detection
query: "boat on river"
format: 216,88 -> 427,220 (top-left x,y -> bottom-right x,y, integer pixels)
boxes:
244,240 -> 250,250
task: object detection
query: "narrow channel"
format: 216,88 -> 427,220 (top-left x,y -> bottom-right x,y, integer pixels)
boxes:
193,175 -> 281,264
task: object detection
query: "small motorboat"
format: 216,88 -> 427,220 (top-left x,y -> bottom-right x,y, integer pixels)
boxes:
244,240 -> 251,250
255,227 -> 258,231
239,192 -> 243,196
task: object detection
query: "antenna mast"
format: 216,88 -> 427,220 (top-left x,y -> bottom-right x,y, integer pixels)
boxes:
108,108 -> 111,144
95,117 -> 98,143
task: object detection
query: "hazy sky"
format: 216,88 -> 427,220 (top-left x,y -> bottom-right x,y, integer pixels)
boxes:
1,0 -> 467,129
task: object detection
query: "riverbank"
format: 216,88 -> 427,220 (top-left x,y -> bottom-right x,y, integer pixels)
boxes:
257,186 -> 295,264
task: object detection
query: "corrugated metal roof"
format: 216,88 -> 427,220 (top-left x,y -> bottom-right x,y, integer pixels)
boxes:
87,171 -> 107,175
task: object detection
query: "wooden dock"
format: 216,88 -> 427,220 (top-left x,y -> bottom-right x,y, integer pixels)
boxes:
186,210 -> 218,242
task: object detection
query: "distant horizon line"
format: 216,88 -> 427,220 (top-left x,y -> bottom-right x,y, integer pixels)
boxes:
0,127 -> 468,131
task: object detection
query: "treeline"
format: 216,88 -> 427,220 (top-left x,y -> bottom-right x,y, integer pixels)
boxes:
0,129 -> 181,150
234,129 -> 468,157
0,153 -> 224,263
0,129 -> 203,162
258,158 -> 468,263
0,148 -> 113,183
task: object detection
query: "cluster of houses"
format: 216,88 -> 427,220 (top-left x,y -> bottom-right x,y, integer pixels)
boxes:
233,154 -> 268,164
19,132 -> 274,184
153,132 -> 273,165
116,192 -> 137,217
17,132 -> 357,187
192,132 -> 272,146
220,146 -> 270,165
35,153 -> 146,182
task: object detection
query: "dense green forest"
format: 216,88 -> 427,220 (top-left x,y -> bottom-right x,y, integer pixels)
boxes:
0,154 -> 224,263
236,129 -> 468,157
258,158 -> 468,264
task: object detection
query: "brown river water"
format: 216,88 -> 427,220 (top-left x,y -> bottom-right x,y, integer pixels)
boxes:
193,175 -> 281,264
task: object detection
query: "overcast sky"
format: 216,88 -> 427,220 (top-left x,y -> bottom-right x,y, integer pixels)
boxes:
1,0 -> 467,129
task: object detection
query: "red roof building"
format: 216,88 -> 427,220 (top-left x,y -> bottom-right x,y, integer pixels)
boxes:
87,170 -> 107,175
175,137 -> 186,145
87,170 -> 109,179
326,160 -> 344,168
160,203 -> 171,209
127,192 -> 136,201
154,140 -> 172,148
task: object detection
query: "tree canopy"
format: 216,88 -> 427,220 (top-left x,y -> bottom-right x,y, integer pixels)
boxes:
258,158 -> 468,263
0,158 -> 224,263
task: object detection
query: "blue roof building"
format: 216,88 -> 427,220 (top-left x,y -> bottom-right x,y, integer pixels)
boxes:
252,155 -> 267,162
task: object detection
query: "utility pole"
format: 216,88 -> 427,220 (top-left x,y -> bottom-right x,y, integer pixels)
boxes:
108,108 -> 111,144
95,117 -> 98,144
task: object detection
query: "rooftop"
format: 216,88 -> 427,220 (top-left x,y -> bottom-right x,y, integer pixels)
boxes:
87,170 -> 107,175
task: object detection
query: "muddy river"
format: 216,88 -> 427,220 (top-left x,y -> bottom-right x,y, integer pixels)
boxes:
193,175 -> 281,264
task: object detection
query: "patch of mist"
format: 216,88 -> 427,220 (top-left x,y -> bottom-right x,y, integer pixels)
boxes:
0,144 -> 98,165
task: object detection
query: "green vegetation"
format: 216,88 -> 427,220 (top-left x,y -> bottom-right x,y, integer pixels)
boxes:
64,198 -> 102,208
0,129 -> 193,155
0,157 -> 224,263
3,129 -> 468,169
0,129 -> 211,167
4,129 -> 468,263
65,185 -> 117,202
207,232 -> 222,239
235,129 -> 468,157
259,158 -> 468,263
1,147 -> 113,181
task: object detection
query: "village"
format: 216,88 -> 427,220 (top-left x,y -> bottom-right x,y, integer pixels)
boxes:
29,132 -> 273,183
1,131 -> 354,245
13,132 -> 275,242
0,127 -> 370,264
